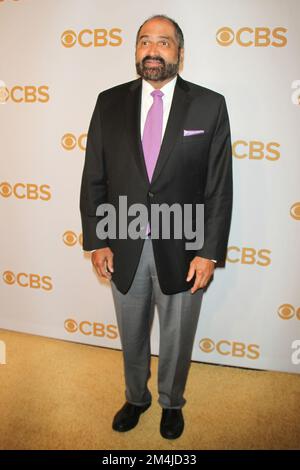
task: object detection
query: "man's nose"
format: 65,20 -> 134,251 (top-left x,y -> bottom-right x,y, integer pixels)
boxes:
148,42 -> 159,55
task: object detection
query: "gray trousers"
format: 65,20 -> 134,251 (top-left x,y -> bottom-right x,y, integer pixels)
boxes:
110,237 -> 204,409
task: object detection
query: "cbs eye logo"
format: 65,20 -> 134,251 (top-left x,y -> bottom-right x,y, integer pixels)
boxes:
290,202 -> 300,220
2,271 -> 14,285
0,182 -> 51,201
0,182 -> 12,197
65,319 -> 78,333
0,80 -> 9,104
3,271 -> 53,291
61,28 -> 122,48
216,26 -> 287,47
199,337 -> 260,360
199,338 -> 215,353
61,133 -> 87,151
278,304 -> 300,321
63,231 -> 83,247
64,318 -> 118,339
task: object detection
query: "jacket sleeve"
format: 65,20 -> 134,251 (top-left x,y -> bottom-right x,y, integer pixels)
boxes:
195,95 -> 233,263
79,94 -> 109,251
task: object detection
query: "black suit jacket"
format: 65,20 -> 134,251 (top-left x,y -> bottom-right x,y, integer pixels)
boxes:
80,74 -> 233,294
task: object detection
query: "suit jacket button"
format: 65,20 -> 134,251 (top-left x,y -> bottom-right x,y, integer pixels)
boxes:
148,191 -> 154,198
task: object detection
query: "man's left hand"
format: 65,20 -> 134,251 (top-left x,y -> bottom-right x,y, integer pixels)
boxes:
186,256 -> 215,293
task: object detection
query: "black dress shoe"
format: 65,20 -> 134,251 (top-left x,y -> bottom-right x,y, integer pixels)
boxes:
160,408 -> 184,439
112,401 -> 151,432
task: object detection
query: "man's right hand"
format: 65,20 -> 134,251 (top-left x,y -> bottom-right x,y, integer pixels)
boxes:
91,247 -> 114,280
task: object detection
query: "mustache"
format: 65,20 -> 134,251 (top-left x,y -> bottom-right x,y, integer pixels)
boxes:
142,56 -> 165,66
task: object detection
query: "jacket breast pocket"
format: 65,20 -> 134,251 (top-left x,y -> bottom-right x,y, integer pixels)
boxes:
181,132 -> 208,144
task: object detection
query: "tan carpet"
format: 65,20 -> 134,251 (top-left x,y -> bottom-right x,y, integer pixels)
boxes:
0,328 -> 299,450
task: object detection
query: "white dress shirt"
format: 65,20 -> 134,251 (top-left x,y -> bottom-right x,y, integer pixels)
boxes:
140,74 -> 177,142
92,74 -> 217,264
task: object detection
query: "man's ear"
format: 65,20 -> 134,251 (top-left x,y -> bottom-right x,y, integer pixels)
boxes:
179,47 -> 184,72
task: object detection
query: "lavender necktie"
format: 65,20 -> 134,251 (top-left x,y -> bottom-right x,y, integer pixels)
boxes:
142,89 -> 164,182
142,89 -> 164,236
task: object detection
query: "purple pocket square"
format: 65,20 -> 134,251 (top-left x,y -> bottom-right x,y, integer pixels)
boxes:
183,129 -> 205,136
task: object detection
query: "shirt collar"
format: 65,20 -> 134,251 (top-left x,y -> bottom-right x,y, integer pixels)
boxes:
142,74 -> 178,99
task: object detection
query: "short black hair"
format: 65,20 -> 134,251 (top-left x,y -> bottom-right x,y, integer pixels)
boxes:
135,14 -> 184,49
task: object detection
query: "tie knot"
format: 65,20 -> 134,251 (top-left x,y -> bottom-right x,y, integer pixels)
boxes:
151,89 -> 164,99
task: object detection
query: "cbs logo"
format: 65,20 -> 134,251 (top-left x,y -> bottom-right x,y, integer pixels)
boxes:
0,85 -> 49,103
290,202 -> 300,220
0,182 -> 51,201
3,271 -> 52,291
61,28 -> 122,48
216,26 -> 287,47
61,133 -> 87,151
233,141 -> 280,161
63,231 -> 83,247
64,318 -> 118,339
199,338 -> 260,360
227,247 -> 271,266
278,304 -> 300,321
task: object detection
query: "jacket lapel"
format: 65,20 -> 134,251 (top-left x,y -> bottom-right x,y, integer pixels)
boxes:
126,74 -> 192,187
151,75 -> 191,185
126,77 -> 149,185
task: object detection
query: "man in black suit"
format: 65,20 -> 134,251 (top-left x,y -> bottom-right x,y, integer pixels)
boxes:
80,14 -> 233,439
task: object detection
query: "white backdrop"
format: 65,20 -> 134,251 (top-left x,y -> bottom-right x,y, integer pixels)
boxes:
0,0 -> 299,374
